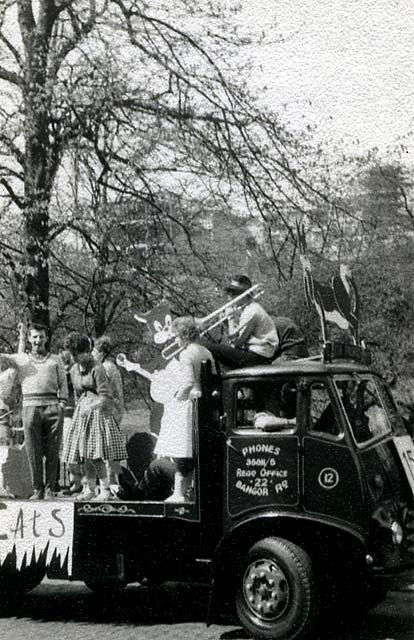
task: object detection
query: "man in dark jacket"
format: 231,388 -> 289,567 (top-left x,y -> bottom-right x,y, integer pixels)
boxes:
273,317 -> 309,360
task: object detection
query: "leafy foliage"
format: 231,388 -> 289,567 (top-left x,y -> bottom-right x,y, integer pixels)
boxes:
1,3 -> 414,417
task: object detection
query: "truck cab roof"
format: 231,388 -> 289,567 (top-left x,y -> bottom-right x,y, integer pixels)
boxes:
222,357 -> 374,380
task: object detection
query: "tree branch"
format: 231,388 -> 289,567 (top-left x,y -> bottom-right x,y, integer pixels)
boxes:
0,65 -> 23,86
0,33 -> 23,68
17,0 -> 36,53
0,178 -> 24,208
48,2 -> 97,78
398,184 -> 414,230
0,164 -> 24,183
37,0 -> 58,40
0,133 -> 26,167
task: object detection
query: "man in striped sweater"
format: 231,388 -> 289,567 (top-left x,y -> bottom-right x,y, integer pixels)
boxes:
0,324 -> 68,499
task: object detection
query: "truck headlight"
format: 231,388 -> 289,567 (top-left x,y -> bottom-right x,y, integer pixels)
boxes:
391,521 -> 403,545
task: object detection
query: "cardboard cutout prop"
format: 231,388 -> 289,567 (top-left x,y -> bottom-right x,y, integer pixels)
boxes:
132,300 -> 177,370
0,501 -> 75,574
117,301 -> 180,435
297,222 -> 360,344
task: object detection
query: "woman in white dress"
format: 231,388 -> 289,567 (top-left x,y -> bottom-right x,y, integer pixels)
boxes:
141,316 -> 215,503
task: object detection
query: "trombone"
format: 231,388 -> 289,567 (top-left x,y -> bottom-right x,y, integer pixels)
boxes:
161,283 -> 264,360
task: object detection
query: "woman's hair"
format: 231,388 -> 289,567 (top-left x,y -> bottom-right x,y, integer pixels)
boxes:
60,349 -> 74,367
29,323 -> 48,335
63,332 -> 92,355
94,335 -> 112,358
171,316 -> 200,343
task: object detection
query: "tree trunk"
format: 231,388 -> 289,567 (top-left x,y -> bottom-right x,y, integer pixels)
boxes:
20,4 -> 54,328
23,204 -> 50,327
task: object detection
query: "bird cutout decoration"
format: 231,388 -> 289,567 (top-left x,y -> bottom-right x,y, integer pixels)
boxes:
296,222 -> 360,344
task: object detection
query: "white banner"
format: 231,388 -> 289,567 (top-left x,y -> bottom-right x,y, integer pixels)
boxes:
0,501 -> 74,575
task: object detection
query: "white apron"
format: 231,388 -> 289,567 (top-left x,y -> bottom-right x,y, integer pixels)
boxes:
154,398 -> 193,458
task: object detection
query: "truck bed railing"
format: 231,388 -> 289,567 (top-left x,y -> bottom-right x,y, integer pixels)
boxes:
323,341 -> 372,365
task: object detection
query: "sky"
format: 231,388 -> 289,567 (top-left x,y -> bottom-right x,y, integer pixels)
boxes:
241,0 -> 414,157
2,0 -> 413,160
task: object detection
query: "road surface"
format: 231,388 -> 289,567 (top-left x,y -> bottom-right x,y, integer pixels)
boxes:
0,579 -> 412,640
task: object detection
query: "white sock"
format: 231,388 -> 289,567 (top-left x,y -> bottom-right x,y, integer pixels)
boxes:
99,478 -> 110,491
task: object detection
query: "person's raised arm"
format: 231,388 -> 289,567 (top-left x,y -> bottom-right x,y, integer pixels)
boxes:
0,322 -> 27,368
0,352 -> 19,369
17,322 -> 26,354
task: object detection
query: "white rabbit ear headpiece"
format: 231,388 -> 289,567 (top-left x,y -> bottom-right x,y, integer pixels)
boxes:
153,314 -> 174,345
133,301 -> 175,344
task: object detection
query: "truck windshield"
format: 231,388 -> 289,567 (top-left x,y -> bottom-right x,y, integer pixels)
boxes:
334,376 -> 393,445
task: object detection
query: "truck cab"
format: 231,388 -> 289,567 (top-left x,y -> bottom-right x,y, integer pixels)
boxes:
0,342 -> 413,640
215,345 -> 414,638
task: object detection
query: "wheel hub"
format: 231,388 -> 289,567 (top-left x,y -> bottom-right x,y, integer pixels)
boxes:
243,558 -> 290,621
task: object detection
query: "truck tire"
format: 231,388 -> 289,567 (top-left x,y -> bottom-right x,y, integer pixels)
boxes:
18,569 -> 46,593
84,579 -> 127,594
0,566 -> 45,597
236,537 -> 316,640
19,566 -> 45,593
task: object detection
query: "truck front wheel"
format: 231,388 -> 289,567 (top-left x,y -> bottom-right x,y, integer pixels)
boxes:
0,566 -> 45,598
236,537 -> 316,640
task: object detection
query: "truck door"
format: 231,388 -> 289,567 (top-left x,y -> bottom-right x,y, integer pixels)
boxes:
224,378 -> 300,520
302,379 -> 366,529
338,375 -> 413,506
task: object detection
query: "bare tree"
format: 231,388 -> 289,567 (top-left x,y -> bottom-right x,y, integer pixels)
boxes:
0,0 -> 338,327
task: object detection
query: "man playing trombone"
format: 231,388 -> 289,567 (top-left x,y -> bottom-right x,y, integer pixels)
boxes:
203,275 -> 279,369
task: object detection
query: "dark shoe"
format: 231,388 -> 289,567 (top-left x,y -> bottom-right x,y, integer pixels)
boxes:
29,489 -> 44,500
61,484 -> 83,496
